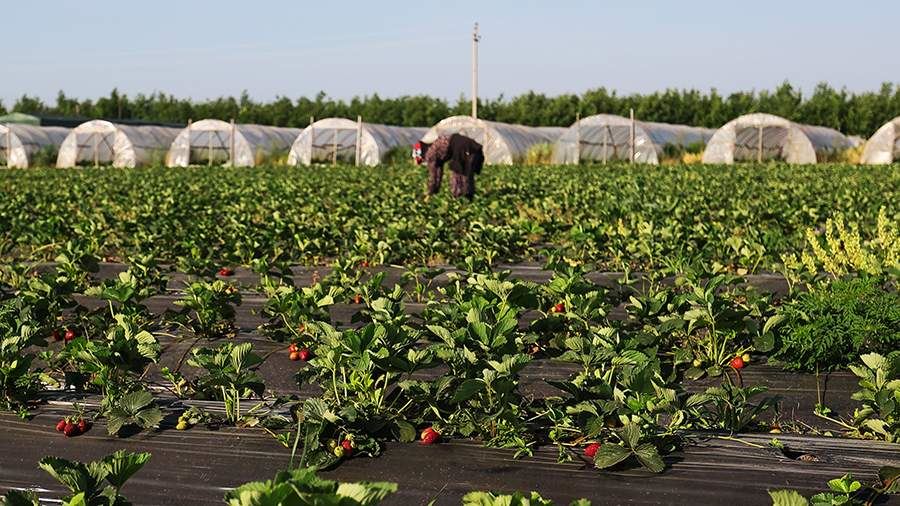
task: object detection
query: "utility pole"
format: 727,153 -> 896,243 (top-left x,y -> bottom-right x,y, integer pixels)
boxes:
472,22 -> 480,119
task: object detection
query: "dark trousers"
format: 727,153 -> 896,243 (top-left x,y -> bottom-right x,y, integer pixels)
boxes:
428,165 -> 475,199
450,170 -> 475,199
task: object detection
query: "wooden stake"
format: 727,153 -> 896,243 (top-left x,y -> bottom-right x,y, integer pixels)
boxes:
629,108 -> 635,164
93,129 -> 99,167
4,127 -> 10,168
308,116 -> 315,165
331,128 -> 338,166
602,125 -> 609,165
757,126 -> 763,163
574,112 -> 581,165
186,119 -> 192,166
355,115 -> 362,166
230,119 -> 236,166
207,126 -> 213,167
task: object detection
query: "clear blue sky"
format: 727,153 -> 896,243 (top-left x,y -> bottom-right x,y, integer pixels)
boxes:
5,0 -> 899,107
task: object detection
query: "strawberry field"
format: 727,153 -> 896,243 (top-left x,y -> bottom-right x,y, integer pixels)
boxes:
0,163 -> 898,505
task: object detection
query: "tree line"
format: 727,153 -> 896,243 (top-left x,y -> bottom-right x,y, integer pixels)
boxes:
4,82 -> 900,137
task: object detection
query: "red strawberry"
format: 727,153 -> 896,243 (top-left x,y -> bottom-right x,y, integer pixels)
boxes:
64,329 -> 77,342
552,303 -> 565,313
63,422 -> 79,437
420,427 -> 440,445
77,419 -> 89,434
360,260 -> 370,268
298,348 -> 312,361
288,343 -> 299,354
341,439 -> 353,456
289,351 -> 302,361
584,442 -> 601,458
729,356 -> 745,370
218,267 -> 234,277
51,329 -> 62,342
56,419 -> 67,432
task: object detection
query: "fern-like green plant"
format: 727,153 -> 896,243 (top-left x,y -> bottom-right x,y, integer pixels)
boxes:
767,277 -> 899,372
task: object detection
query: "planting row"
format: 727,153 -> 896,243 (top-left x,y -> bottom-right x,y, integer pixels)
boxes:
1,254 -> 897,470
3,404 -> 896,505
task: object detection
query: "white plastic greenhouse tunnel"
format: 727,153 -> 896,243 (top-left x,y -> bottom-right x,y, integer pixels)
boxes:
0,124 -> 70,168
860,117 -> 900,164
421,116 -> 564,165
166,119 -> 301,167
56,120 -> 180,168
287,117 -> 426,166
702,113 -> 852,164
552,114 -> 714,164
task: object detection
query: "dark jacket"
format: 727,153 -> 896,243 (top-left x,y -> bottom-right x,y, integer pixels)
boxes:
422,133 -> 484,175
446,133 -> 484,175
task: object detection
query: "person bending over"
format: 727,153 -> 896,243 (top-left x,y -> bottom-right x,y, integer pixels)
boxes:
413,133 -> 484,200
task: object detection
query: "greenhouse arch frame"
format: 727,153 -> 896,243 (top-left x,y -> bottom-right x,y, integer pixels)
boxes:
287,117 -> 426,166
1,124 -> 70,168
56,120 -> 179,168
702,113 -> 852,164
861,116 -> 900,164
552,114 -> 714,164
166,119 -> 301,168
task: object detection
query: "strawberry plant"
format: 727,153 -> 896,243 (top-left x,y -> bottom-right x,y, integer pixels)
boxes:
685,382 -> 779,434
185,342 -> 265,424
3,266 -> 79,326
294,320 -> 431,465
51,240 -> 101,291
624,274 -> 770,380
84,262 -> 167,320
224,467 -> 396,506
258,277 -> 337,343
530,262 -> 612,350
42,313 -> 160,408
36,450 -> 150,506
538,325 -> 682,466
400,264 -> 445,303
173,279 -> 241,339
0,299 -> 51,416
821,353 -> 900,443
418,282 -> 535,453
105,389 -> 163,436
768,468 -> 900,506
591,421 -> 665,473
462,491 -> 590,506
